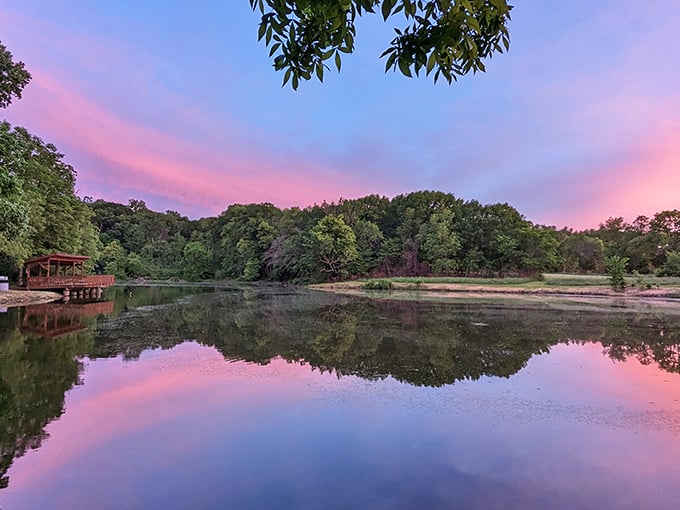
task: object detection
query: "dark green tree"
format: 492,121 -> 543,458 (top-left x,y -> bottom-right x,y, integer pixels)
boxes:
309,214 -> 358,279
0,156 -> 28,240
559,233 -> 605,273
0,122 -> 101,270
419,208 -> 460,273
518,225 -> 560,274
100,240 -> 127,279
350,218 -> 385,275
183,241 -> 213,280
657,251 -> 680,277
650,210 -> 680,252
218,203 -> 281,280
0,41 -> 31,108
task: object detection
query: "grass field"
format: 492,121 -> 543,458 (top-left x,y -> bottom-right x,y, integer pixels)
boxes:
362,273 -> 680,288
545,273 -> 680,287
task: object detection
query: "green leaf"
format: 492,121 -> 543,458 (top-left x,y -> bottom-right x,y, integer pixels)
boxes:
335,51 -> 342,71
398,58 -> 412,77
426,51 -> 437,74
381,0 -> 395,20
268,43 -> 281,57
384,51 -> 397,71
282,68 -> 292,87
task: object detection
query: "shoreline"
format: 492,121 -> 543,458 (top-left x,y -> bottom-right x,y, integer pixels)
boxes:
0,290 -> 63,308
3,280 -> 680,309
309,281 -> 680,299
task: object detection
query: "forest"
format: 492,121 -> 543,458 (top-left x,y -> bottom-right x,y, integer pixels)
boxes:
1,119 -> 679,284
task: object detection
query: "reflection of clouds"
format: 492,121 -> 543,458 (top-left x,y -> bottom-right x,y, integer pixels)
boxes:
5,344 -> 317,489
3,339 -> 680,510
312,347 -> 680,436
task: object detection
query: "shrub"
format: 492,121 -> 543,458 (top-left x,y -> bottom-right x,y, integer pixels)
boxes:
632,271 -> 652,290
605,255 -> 628,291
363,278 -> 393,290
656,251 -> 680,277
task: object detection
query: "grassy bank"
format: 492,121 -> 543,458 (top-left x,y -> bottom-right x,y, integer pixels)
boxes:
310,273 -> 680,298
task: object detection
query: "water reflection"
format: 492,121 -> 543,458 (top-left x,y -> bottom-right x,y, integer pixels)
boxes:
89,288 -> 680,386
0,315 -> 89,489
21,301 -> 114,338
0,285 -> 679,505
0,298 -> 118,489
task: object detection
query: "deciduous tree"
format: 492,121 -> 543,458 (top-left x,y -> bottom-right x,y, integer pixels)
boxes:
419,208 -> 460,273
309,214 -> 358,279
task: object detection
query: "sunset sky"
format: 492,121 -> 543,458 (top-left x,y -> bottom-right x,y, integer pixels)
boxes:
1,1 -> 679,229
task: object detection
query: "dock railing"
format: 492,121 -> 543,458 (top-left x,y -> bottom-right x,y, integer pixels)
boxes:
25,275 -> 115,290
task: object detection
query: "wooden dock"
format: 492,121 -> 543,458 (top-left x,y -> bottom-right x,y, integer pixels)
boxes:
21,253 -> 115,300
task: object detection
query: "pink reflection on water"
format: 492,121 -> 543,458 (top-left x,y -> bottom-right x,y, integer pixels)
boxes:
6,343 -> 326,491
2,341 -> 679,510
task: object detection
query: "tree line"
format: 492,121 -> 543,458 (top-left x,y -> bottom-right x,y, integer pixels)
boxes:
86,194 -> 680,282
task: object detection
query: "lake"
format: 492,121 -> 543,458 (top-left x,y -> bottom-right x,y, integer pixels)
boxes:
1,285 -> 679,509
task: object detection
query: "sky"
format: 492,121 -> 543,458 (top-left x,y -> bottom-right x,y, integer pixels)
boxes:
1,1 -> 679,229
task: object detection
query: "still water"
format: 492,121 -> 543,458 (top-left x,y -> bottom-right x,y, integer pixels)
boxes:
1,286 -> 679,509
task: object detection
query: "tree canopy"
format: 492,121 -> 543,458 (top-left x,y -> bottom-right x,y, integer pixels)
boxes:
249,0 -> 512,89
0,122 -> 101,273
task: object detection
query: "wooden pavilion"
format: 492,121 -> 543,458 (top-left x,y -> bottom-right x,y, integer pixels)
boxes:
21,253 -> 115,300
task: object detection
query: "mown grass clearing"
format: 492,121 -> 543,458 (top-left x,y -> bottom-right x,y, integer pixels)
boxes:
386,276 -> 537,286
354,273 -> 680,290
543,273 -> 680,287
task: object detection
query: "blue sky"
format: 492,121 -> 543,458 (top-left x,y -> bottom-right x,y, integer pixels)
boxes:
1,1 -> 679,228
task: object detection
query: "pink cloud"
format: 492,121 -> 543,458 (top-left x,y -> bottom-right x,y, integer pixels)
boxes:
5,69 -> 378,216
553,119 -> 680,229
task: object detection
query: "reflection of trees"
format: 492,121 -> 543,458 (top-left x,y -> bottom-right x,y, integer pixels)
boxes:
0,307 -> 92,489
599,316 -> 680,373
90,289 -> 680,387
